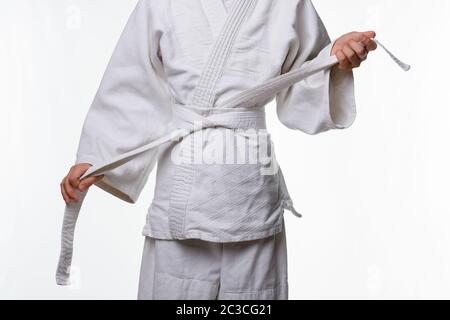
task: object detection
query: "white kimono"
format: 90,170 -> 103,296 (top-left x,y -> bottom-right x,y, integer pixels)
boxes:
57,0 -> 408,285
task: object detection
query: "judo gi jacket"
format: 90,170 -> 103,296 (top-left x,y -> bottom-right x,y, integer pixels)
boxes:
56,0 -> 410,285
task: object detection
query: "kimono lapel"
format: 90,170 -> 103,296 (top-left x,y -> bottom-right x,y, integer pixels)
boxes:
200,0 -> 228,41
191,0 -> 257,112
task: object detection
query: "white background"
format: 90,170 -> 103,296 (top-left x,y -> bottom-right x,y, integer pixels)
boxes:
1,0 -> 449,300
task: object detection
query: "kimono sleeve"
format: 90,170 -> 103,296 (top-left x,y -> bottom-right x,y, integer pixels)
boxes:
276,0 -> 356,135
75,0 -> 172,203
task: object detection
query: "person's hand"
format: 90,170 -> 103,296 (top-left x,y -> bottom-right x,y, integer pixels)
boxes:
60,163 -> 103,204
331,31 -> 378,71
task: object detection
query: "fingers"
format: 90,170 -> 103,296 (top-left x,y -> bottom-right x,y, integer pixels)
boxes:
60,180 -> 70,204
359,31 -> 377,52
70,164 -> 90,182
365,39 -> 378,52
335,49 -> 351,70
348,32 -> 366,43
343,45 -> 361,68
363,30 -> 376,39
60,164 -> 93,204
348,30 -> 377,48
64,170 -> 80,203
349,40 -> 368,60
333,30 -> 377,70
79,175 -> 104,192
350,30 -> 376,42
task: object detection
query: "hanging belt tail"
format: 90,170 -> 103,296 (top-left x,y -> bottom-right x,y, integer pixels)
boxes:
56,190 -> 87,286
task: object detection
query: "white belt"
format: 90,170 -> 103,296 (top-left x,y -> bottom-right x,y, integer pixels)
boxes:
56,40 -> 410,286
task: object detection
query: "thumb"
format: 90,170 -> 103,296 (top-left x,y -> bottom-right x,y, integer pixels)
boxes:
79,175 -> 104,192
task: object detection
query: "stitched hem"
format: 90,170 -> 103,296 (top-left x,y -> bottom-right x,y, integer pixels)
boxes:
223,280 -> 288,295
142,221 -> 284,243
219,282 -> 288,300
153,272 -> 219,299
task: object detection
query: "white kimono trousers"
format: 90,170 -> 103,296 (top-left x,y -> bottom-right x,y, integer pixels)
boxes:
57,0 -> 409,285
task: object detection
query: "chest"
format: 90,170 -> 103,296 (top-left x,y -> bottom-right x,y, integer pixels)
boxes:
158,0 -> 297,101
